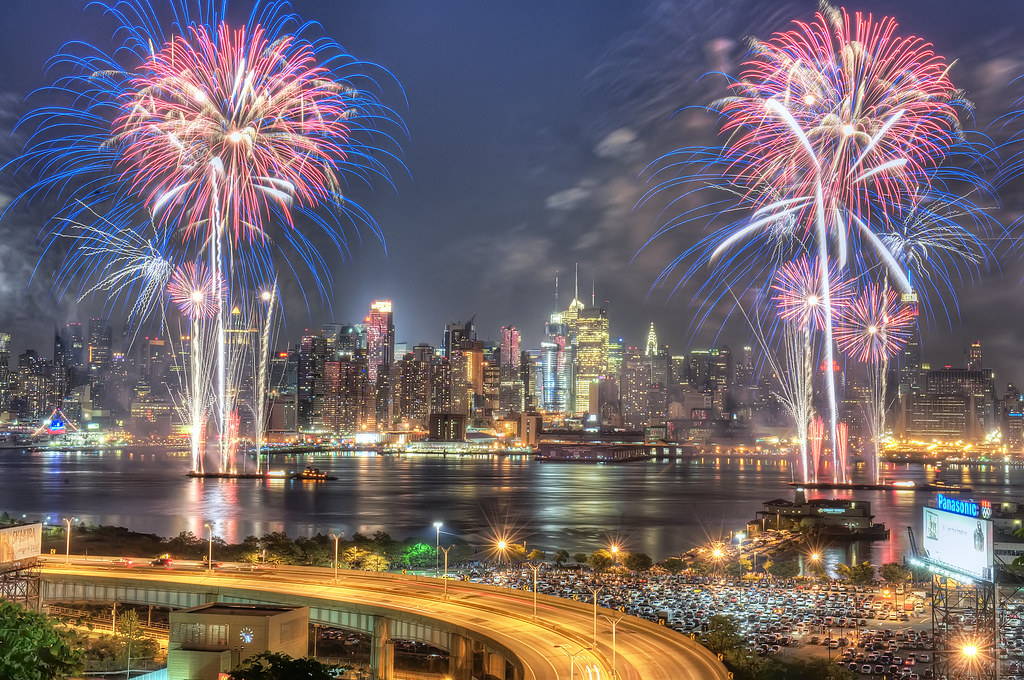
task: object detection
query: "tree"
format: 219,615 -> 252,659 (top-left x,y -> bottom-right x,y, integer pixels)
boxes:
624,552 -> 653,572
837,561 -> 875,585
588,550 -> 614,572
761,658 -> 855,680
527,549 -> 547,562
699,615 -> 745,656
116,609 -> 158,671
342,546 -> 369,569
363,553 -> 390,572
401,542 -> 436,570
228,652 -> 338,680
658,557 -> 685,574
767,558 -> 800,579
572,552 -> 588,565
553,550 -> 570,566
0,601 -> 82,680
880,562 -> 912,585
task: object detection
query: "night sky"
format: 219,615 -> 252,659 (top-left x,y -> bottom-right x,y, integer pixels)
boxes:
0,0 -> 1023,382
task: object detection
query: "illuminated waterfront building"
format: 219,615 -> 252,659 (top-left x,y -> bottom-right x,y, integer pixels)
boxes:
539,313 -> 572,415
395,350 -> 431,427
364,300 -> 395,383
297,332 -> 328,431
572,305 -> 609,415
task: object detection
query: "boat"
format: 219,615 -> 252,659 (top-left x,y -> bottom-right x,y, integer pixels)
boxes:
291,467 -> 336,481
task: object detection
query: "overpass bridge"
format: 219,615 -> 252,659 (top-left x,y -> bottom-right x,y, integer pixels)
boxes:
40,557 -> 729,680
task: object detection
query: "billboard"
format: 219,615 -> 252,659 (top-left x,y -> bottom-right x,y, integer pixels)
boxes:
0,523 -> 42,571
922,506 -> 993,581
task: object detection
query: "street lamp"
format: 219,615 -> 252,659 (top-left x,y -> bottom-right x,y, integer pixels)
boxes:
439,546 -> 452,599
588,586 -> 603,645
608,542 -> 621,566
433,522 -> 443,576
329,532 -> 342,583
527,562 -> 541,619
553,644 -> 592,680
600,614 -> 625,679
63,518 -> 74,564
204,522 -> 214,571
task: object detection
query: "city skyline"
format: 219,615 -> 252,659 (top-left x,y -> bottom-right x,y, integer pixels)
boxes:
0,0 -> 1024,384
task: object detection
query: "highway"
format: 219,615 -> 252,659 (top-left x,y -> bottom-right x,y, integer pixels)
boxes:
41,556 -> 730,680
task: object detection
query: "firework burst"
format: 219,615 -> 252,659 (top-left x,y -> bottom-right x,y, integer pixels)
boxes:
167,262 -> 222,320
835,284 -> 915,364
771,256 -> 855,330
8,1 -> 404,473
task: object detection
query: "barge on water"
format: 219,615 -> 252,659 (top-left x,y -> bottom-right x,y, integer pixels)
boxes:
536,442 -> 650,463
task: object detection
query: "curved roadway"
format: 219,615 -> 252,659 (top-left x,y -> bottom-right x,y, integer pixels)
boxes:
42,557 -> 728,680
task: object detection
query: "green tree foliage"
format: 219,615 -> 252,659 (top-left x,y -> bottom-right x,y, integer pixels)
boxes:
624,552 -> 653,572
837,561 -> 876,584
228,652 -> 338,680
572,552 -> 588,564
400,542 -> 436,569
879,562 -> 912,585
527,549 -> 547,562
760,658 -> 855,680
553,550 -> 570,565
658,557 -> 685,574
0,601 -> 82,680
767,558 -> 800,579
588,549 -> 614,572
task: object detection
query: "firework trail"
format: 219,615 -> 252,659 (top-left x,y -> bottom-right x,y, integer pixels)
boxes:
769,257 -> 853,483
836,283 -> 915,483
57,209 -> 173,348
167,261 -> 223,472
9,1 -> 404,471
645,5 -> 987,483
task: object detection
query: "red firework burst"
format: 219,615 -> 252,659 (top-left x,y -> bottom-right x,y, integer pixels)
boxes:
113,22 -> 357,243
835,283 -> 915,363
771,257 -> 855,330
719,5 -> 961,229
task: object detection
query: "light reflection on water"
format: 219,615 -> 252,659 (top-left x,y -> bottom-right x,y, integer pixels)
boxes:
5,449 -> 1022,560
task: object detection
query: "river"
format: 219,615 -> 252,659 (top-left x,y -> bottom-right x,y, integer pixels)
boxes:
2,448 -> 1019,563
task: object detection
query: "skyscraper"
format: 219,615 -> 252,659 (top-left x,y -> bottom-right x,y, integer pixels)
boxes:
967,341 -> 983,372
573,306 -> 609,415
540,313 -> 572,414
364,300 -> 395,383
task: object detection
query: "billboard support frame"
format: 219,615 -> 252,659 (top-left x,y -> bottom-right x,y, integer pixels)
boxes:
0,564 -> 40,610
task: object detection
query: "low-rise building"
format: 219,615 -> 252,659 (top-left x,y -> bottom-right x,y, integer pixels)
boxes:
168,603 -> 308,680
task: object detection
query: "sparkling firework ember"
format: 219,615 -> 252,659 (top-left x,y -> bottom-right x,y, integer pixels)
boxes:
835,284 -> 915,364
771,256 -> 855,330
167,262 -> 222,320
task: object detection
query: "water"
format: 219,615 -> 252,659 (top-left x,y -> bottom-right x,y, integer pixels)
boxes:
2,448 -> 1020,561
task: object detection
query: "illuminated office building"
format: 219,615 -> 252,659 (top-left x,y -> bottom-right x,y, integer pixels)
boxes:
364,300 -> 395,383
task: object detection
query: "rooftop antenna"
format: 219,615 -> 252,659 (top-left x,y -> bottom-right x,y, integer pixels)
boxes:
574,262 -> 579,302
554,273 -> 559,312
591,278 -> 596,308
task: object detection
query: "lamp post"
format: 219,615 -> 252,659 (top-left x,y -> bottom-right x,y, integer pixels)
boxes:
601,614 -> 625,679
63,518 -> 73,564
553,644 -> 591,680
329,532 -> 342,582
439,546 -> 452,598
433,522 -> 443,576
589,587 -> 603,645
204,522 -> 214,572
527,563 -> 541,619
